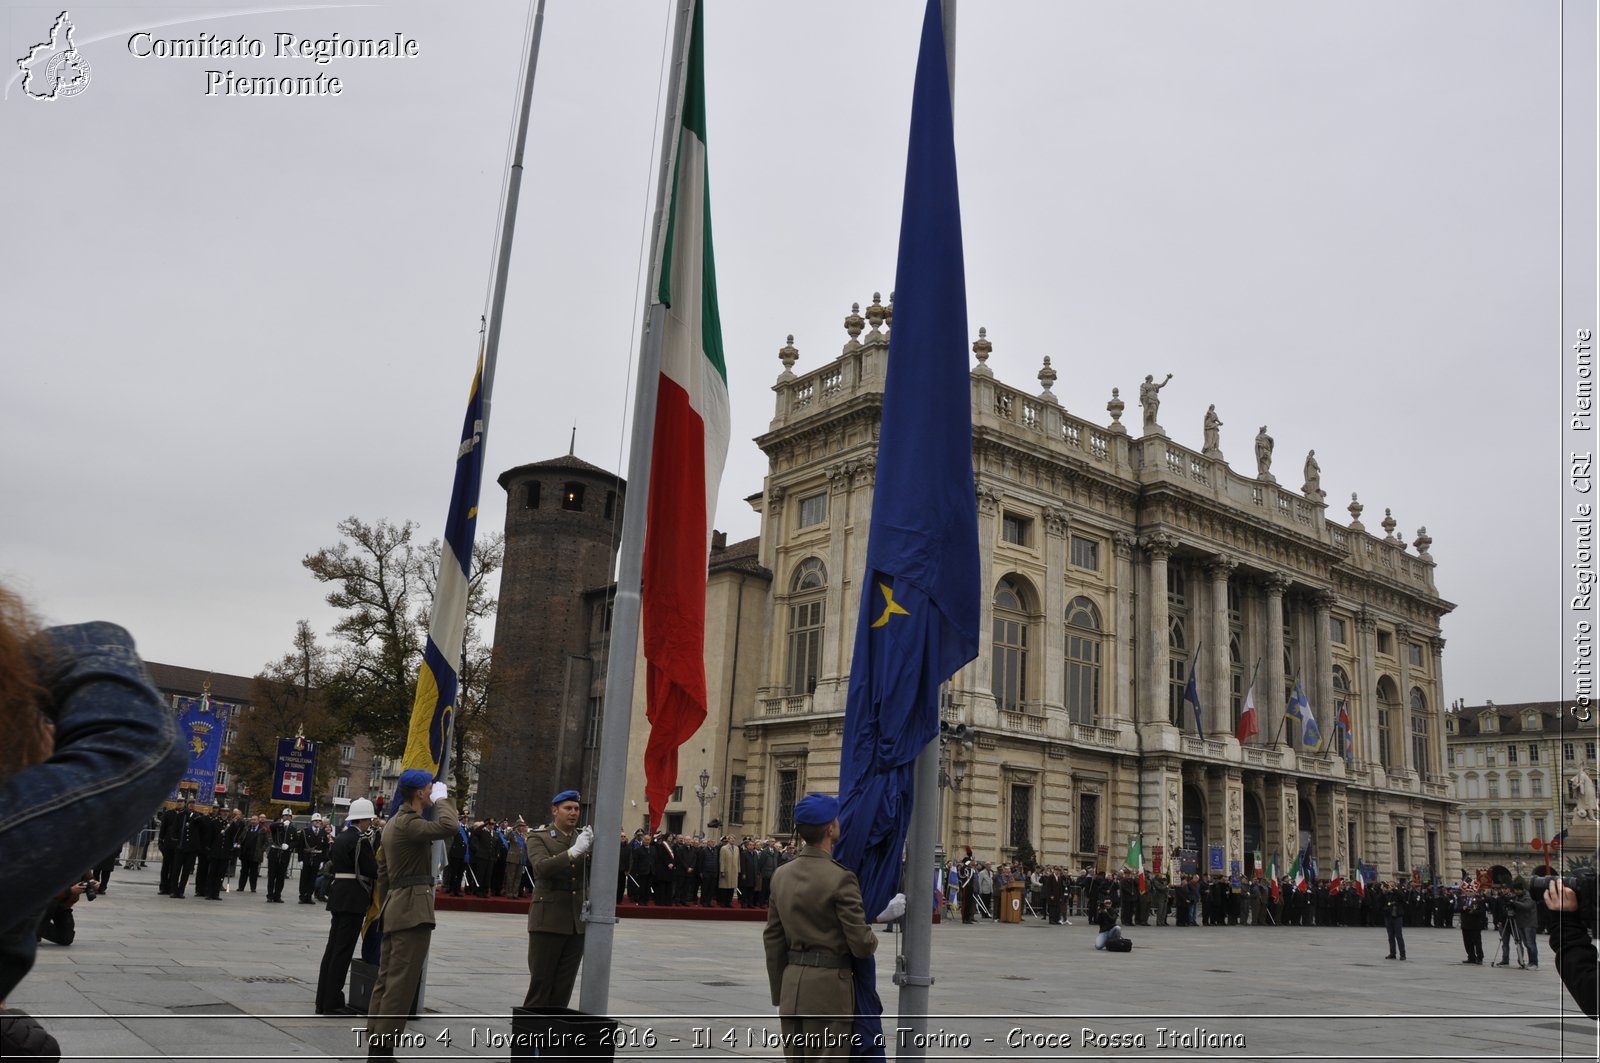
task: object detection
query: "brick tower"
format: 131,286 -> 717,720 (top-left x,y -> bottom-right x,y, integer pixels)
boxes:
475,453 -> 623,822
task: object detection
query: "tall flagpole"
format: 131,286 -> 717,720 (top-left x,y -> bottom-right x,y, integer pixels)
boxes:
579,0 -> 698,1018
896,2 -> 956,1054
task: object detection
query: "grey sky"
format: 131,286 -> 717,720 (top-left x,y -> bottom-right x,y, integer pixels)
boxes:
0,1 -> 1566,707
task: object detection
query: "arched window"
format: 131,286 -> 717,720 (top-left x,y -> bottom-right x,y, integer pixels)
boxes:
1332,666 -> 1353,761
1229,633 -> 1244,733
1065,596 -> 1102,725
1168,616 -> 1188,726
992,577 -> 1031,711
1376,677 -> 1399,770
1409,687 -> 1432,775
785,559 -> 826,695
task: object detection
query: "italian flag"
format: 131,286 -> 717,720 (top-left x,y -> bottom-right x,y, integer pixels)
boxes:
1235,681 -> 1259,743
1351,855 -> 1365,897
1267,855 -> 1280,903
642,0 -> 730,831
1329,859 -> 1343,895
1291,851 -> 1308,893
1126,837 -> 1146,893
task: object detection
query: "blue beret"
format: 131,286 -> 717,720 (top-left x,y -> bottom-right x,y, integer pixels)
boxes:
398,769 -> 435,791
551,789 -> 581,806
793,793 -> 839,826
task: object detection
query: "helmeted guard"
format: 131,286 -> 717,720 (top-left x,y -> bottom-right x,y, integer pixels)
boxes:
315,798 -> 379,1014
266,809 -> 295,902
522,789 -> 593,1009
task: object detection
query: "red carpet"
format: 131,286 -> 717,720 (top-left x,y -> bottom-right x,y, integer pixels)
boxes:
435,894 -> 768,921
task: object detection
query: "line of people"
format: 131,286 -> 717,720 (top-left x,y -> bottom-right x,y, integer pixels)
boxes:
155,800 -> 352,904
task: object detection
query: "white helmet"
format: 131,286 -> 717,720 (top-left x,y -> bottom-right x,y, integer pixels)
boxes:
346,798 -> 377,822
310,812 -> 323,822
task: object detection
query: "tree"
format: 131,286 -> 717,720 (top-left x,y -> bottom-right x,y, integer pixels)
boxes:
303,516 -> 502,776
1013,838 -> 1039,873
233,619 -> 342,810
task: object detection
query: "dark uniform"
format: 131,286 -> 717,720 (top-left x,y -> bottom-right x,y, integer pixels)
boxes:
237,819 -> 268,892
522,822 -> 591,1008
298,821 -> 331,903
315,822 -> 379,1013
266,813 -> 294,902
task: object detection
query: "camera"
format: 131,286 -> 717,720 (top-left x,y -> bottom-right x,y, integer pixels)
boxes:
1529,867 -> 1597,922
77,880 -> 97,902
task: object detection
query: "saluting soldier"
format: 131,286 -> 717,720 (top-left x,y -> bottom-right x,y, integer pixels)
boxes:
315,798 -> 379,1014
365,770 -> 457,1059
503,817 -> 529,899
762,793 -> 888,1061
523,789 -> 594,1009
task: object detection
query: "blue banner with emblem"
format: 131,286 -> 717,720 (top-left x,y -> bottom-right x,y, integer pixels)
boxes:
170,693 -> 233,811
271,735 -> 318,807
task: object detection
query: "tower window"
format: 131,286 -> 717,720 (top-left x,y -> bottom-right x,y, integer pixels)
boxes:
604,490 -> 616,520
562,482 -> 585,511
525,482 -> 541,509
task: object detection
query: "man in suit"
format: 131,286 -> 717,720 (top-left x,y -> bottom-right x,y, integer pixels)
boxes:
237,814 -> 268,892
522,790 -> 593,1009
762,793 -> 887,1061
315,799 -> 379,1014
170,798 -> 205,898
365,771 -> 457,1059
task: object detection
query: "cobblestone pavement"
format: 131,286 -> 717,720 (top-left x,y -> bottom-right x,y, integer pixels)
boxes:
9,864 -> 1596,1061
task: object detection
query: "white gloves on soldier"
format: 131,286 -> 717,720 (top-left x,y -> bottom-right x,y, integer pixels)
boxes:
569,824 -> 594,857
875,892 -> 907,923
430,781 -> 448,802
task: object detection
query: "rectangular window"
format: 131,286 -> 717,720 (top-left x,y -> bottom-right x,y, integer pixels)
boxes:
665,811 -> 685,835
775,769 -> 799,834
1070,535 -> 1100,571
1066,632 -> 1100,725
1507,745 -> 1517,764
1588,741 -> 1597,761
341,743 -> 354,764
1490,819 -> 1502,844
1534,815 -> 1548,839
671,785 -> 683,803
1001,513 -> 1030,546
1509,777 -> 1521,798
1329,617 -> 1347,645
1528,743 -> 1539,764
1487,779 -> 1500,799
1446,749 -> 1454,768
216,767 -> 228,790
1411,715 -> 1432,775
1008,784 -> 1032,849
992,617 -> 1027,711
1377,631 -> 1393,654
1408,643 -> 1424,667
1532,775 -> 1544,798
336,777 -> 348,799
585,696 -> 603,748
1565,742 -> 1576,762
797,493 -> 827,528
1078,793 -> 1098,855
728,775 -> 746,825
224,726 -> 237,749
786,600 -> 824,694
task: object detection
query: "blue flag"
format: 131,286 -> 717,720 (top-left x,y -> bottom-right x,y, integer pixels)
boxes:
397,345 -> 486,810
835,3 -> 980,1056
1183,658 -> 1204,740
1286,680 -> 1320,748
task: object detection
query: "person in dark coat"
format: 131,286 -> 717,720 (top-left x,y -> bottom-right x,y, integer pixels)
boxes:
171,799 -> 206,898
628,832 -> 655,905
697,839 -> 719,907
446,823 -> 469,895
297,814 -> 331,903
314,799 -> 379,1014
200,809 -> 228,899
237,814 -> 268,892
652,834 -> 677,906
468,820 -> 495,897
265,809 -> 295,902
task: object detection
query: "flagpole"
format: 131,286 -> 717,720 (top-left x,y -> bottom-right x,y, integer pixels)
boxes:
1239,656 -> 1262,743
897,2 -> 956,1054
578,0 -> 697,1019
1269,671 -> 1296,747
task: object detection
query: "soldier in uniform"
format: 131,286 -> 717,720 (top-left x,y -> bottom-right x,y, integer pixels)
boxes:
762,793 -> 887,1061
298,813 -> 332,903
365,770 -> 457,1059
266,809 -> 295,902
502,818 -> 529,899
522,789 -> 594,1009
315,798 -> 379,1014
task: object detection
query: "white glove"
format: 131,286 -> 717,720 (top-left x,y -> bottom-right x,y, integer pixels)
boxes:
875,892 -> 907,923
430,781 -> 449,802
569,824 -> 594,857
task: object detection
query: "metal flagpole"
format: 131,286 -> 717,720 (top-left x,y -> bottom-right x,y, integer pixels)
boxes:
1269,672 -> 1298,748
896,2 -> 956,1055
579,0 -> 698,1018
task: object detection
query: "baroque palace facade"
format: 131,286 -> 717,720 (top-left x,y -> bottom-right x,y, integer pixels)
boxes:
486,293 -> 1459,882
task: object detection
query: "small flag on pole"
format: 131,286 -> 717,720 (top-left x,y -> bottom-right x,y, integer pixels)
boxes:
1285,680 -> 1320,748
1336,700 -> 1354,765
1183,658 -> 1204,741
1236,680 -> 1259,743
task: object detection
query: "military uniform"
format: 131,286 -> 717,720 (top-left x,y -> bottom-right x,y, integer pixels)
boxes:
316,823 -> 379,1013
763,846 -> 878,1060
522,823 -> 589,1008
365,794 -> 459,1053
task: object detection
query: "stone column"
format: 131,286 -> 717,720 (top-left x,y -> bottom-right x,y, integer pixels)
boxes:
1206,555 -> 1237,740
1143,533 -> 1178,727
1395,623 -> 1414,777
1262,574 -> 1288,746
971,483 -> 1003,702
1111,532 -> 1138,726
1430,637 -> 1447,787
818,463 -> 853,691
1356,609 -> 1380,775
761,486 -> 788,695
1313,591 -> 1336,753
1042,508 -> 1070,713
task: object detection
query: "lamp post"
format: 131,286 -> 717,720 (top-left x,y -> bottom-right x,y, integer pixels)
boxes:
694,769 -> 718,840
936,722 -> 975,870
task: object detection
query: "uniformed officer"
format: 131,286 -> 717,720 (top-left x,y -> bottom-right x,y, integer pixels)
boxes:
266,809 -> 294,902
761,793 -> 884,1061
365,770 -> 457,1059
522,789 -> 593,1009
315,798 -> 378,1014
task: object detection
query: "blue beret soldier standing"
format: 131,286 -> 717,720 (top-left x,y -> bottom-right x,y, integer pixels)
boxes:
522,789 -> 593,1009
762,793 -> 893,1061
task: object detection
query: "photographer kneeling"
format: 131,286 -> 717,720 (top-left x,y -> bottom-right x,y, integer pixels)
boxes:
36,876 -> 99,948
1542,878 -> 1598,1019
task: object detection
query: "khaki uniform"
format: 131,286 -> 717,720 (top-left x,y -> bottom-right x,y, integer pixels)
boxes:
364,797 -> 458,1051
522,824 -> 589,1008
762,847 -> 878,1061
503,830 -> 528,898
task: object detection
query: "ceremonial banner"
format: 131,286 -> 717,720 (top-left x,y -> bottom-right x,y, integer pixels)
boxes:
169,694 -> 232,811
272,735 -> 318,807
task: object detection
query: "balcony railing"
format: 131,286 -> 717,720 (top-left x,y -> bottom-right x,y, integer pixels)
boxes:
760,694 -> 814,717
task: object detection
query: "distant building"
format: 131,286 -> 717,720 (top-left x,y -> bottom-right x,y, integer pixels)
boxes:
1446,700 -> 1597,880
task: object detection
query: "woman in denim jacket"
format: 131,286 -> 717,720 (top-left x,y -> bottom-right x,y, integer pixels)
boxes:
0,589 -> 186,1055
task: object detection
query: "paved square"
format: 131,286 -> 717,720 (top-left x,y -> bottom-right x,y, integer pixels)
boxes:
9,866 -> 1594,1061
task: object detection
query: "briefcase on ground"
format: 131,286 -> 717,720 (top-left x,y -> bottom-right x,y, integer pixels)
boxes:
1106,936 -> 1134,952
347,959 -> 419,1017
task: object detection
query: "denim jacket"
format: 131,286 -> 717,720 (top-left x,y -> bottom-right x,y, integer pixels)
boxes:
0,623 -> 185,1000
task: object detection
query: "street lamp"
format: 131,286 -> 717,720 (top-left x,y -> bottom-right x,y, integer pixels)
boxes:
694,769 -> 718,840
935,723 -> 976,869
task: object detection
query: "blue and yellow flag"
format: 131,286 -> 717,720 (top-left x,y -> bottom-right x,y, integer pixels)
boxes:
835,2 -> 981,1054
1285,679 -> 1320,749
400,347 -> 486,791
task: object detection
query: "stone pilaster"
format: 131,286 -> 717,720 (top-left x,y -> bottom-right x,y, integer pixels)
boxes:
1111,532 -> 1138,726
1313,591 -> 1336,752
1262,574 -> 1288,746
1396,622 -> 1414,776
1356,610 -> 1381,776
1143,534 -> 1178,727
1042,507 -> 1070,713
1206,555 -> 1237,740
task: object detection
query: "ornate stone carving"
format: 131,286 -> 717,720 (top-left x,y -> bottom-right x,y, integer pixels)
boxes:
971,327 -> 992,371
842,302 -> 864,351
1038,356 -> 1058,402
1205,554 -> 1238,582
1312,589 -> 1337,612
1302,450 -> 1324,501
1413,526 -> 1432,556
864,292 -> 887,334
1139,373 -> 1172,435
1228,789 -> 1243,855
1255,426 -> 1275,481
825,461 -> 851,492
1336,806 -> 1347,862
1262,572 -> 1290,596
1043,507 -> 1070,536
852,455 -> 877,487
1431,636 -> 1446,658
1167,779 -> 1181,857
1142,532 -> 1178,560
1381,507 -> 1398,540
1355,608 -> 1378,635
1106,388 -> 1126,432
1283,790 -> 1298,857
777,334 -> 799,378
976,482 -> 1004,514
1347,492 -> 1365,531
1111,531 -> 1137,560
1203,404 -> 1223,458
766,484 -> 787,513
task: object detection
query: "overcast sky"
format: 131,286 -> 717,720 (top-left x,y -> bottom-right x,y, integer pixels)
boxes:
0,1 -> 1569,707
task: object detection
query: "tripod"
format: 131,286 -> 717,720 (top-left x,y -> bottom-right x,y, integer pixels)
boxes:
1491,918 -> 1526,969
